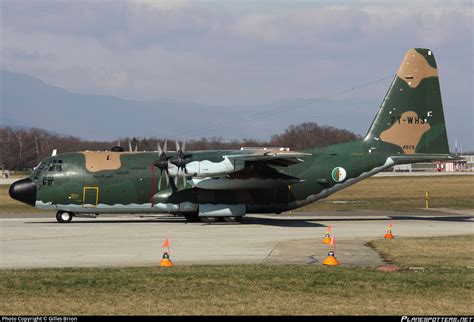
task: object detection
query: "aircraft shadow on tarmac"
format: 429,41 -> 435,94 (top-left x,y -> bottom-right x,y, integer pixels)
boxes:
388,215 -> 473,222
23,214 -> 473,227
244,215 -> 473,225
241,217 -> 325,227
25,218 -> 185,225
288,215 -> 473,223
24,217 -> 325,228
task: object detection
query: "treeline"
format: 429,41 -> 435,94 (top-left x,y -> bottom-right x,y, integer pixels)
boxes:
0,123 -> 360,170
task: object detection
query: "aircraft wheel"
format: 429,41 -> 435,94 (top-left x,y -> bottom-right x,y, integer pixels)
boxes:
199,217 -> 219,223
184,214 -> 200,223
56,211 -> 73,223
223,216 -> 243,223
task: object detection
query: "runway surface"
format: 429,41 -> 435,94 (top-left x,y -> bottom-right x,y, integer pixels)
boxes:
1,210 -> 472,269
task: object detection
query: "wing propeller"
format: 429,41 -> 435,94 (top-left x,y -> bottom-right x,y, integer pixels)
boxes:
153,140 -> 189,191
169,140 -> 188,188
154,140 -> 170,191
129,140 -> 138,152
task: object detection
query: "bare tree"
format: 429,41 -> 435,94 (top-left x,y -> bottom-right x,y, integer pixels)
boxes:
0,123 -> 359,170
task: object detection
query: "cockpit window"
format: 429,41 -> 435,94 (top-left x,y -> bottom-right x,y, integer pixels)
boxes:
48,159 -> 63,172
33,159 -> 63,181
33,161 -> 48,180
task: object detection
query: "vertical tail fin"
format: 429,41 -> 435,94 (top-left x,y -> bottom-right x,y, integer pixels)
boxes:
365,48 -> 449,154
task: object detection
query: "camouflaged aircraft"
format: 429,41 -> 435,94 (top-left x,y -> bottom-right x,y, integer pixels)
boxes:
9,48 -> 457,223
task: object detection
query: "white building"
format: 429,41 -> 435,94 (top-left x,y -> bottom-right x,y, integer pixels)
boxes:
391,155 -> 473,172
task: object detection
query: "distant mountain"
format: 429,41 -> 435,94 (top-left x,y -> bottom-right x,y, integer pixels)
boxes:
0,69 -> 379,141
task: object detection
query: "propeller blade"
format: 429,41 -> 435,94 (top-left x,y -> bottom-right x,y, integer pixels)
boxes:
182,169 -> 187,188
182,141 -> 186,153
134,143 -> 138,152
128,140 -> 132,152
158,172 -> 162,191
177,168 -> 181,188
157,141 -> 162,154
165,170 -> 169,186
163,140 -> 168,154
175,140 -> 180,153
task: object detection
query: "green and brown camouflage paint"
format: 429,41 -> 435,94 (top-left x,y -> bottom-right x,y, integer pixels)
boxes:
17,48 -> 455,218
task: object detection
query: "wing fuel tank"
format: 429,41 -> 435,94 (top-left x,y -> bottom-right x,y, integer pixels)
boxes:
198,204 -> 246,217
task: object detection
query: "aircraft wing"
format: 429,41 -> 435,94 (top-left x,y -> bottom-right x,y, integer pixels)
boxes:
226,150 -> 312,167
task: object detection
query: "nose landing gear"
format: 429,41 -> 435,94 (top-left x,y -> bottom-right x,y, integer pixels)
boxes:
56,211 -> 74,223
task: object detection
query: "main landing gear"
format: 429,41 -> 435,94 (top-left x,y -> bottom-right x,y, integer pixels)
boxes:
183,214 -> 243,223
56,211 -> 74,223
55,211 -> 242,224
223,216 -> 243,223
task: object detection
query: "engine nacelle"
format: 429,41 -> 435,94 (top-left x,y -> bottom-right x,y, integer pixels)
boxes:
168,156 -> 245,178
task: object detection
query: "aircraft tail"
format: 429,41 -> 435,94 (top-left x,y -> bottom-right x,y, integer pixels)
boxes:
365,48 -> 449,155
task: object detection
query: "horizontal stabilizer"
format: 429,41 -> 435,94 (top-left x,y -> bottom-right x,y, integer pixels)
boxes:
390,154 -> 461,165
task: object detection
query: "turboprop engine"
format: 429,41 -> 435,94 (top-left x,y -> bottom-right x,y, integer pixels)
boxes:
176,157 -> 246,178
154,140 -> 247,188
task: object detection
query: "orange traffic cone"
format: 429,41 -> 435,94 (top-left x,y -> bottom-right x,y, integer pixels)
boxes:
160,252 -> 174,267
322,225 -> 332,244
159,238 -> 174,267
322,250 -> 339,266
384,223 -> 394,239
384,230 -> 394,239
323,237 -> 339,266
322,233 -> 332,244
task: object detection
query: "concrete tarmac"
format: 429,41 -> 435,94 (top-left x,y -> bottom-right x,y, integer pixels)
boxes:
0,210 -> 472,269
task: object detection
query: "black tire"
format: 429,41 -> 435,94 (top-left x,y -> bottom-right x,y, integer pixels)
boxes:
223,216 -> 243,223
199,216 -> 219,223
56,211 -> 73,223
184,214 -> 200,223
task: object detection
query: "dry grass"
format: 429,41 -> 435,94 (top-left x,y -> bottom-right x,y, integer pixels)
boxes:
1,235 -> 473,315
370,235 -> 474,269
1,265 -> 472,315
302,175 -> 474,211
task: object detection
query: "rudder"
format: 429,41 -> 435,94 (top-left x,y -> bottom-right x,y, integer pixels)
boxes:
365,48 -> 449,154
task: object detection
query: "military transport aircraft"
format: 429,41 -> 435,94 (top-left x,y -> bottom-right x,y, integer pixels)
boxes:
9,48 -> 457,223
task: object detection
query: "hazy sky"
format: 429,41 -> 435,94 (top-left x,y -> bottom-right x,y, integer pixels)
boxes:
1,0 -> 473,148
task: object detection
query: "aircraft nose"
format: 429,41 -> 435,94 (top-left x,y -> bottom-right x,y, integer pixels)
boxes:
9,178 -> 37,206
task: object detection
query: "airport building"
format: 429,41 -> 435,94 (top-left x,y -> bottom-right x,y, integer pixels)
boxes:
392,155 -> 473,172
